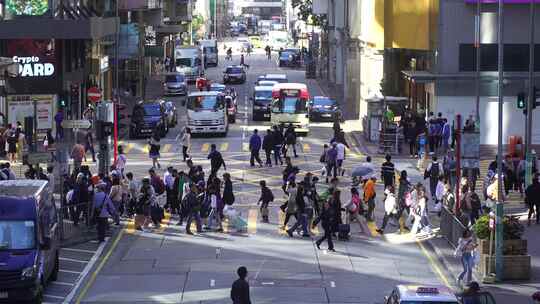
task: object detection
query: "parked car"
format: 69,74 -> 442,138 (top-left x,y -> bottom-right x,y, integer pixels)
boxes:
309,96 -> 339,122
209,83 -> 226,93
163,72 -> 187,96
223,65 -> 247,84
279,48 -> 301,67
130,101 -> 168,139
160,100 -> 177,128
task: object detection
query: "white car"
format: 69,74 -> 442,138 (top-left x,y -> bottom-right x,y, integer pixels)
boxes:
385,286 -> 459,304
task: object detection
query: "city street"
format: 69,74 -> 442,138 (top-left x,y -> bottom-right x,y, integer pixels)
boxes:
68,47 -> 451,304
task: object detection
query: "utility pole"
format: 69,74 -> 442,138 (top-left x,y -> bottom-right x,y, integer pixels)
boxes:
495,0 -> 504,282
113,0 -> 120,162
475,0 -> 481,129
525,0 -> 535,188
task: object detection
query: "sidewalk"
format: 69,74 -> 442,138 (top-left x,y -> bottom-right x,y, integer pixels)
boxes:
349,130 -> 540,302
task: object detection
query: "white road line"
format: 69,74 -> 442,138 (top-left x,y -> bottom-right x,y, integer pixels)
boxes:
61,247 -> 96,254
261,282 -> 275,285
59,269 -> 82,274
59,257 -> 89,264
210,279 -> 215,287
44,294 -> 65,299
51,281 -> 75,286
330,281 -> 336,288
62,239 -> 108,304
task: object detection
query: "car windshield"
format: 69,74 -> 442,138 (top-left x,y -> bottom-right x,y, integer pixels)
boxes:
143,104 -> 161,116
0,220 -> 35,250
211,85 -> 226,92
226,67 -> 243,73
313,98 -> 335,106
280,52 -> 292,58
204,47 -> 217,53
255,90 -> 272,100
187,95 -> 223,111
165,75 -> 184,82
176,58 -> 192,67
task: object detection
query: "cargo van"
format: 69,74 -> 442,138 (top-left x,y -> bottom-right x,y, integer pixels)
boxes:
0,180 -> 60,303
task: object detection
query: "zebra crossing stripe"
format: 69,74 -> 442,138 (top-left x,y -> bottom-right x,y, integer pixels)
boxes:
202,143 -> 210,153
248,209 -> 258,234
220,142 -> 229,151
162,144 -> 172,153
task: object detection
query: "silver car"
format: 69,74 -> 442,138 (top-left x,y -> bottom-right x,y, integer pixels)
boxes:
163,73 -> 187,96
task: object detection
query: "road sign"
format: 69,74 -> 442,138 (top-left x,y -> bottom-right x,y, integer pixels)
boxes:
61,120 -> 92,129
27,152 -> 52,165
87,87 -> 102,103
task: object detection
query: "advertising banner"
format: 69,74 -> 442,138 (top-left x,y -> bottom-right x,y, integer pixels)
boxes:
7,95 -> 54,131
6,39 -> 61,94
461,132 -> 481,168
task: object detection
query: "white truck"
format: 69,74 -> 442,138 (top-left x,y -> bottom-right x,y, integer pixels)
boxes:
268,30 -> 289,50
186,91 -> 228,136
199,39 -> 218,67
175,46 -> 204,83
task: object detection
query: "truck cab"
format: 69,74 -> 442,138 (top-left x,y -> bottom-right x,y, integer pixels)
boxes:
175,46 -> 204,83
186,91 -> 228,137
199,39 -> 219,67
0,180 -> 60,303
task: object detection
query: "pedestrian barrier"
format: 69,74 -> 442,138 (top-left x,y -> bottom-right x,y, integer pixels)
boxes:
439,206 -> 467,247
378,123 -> 403,155
58,200 -> 95,245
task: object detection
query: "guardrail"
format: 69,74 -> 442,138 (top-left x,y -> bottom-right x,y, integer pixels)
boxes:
440,206 -> 467,247
57,199 -> 96,246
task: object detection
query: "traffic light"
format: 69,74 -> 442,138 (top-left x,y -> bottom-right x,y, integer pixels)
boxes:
95,120 -> 113,140
517,92 -> 526,109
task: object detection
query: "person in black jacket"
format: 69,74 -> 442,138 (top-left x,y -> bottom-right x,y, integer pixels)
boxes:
313,201 -> 336,252
262,129 -> 274,167
272,125 -> 284,165
526,173 -> 540,225
286,182 -> 310,237
258,180 -> 274,222
283,124 -> 298,158
223,173 -> 235,206
207,144 -> 227,179
230,266 -> 251,304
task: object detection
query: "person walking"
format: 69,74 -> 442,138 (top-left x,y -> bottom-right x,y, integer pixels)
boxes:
325,143 -> 338,183
376,186 -> 398,234
425,156 -> 442,200
138,177 -> 157,231
164,166 -> 176,212
71,141 -> 85,170
336,141 -> 346,176
249,129 -> 263,167
181,127 -> 191,161
411,184 -> 430,235
281,157 -> 295,194
207,186 -> 223,231
344,187 -> 365,233
286,182 -> 310,237
262,129 -> 274,167
84,131 -> 96,162
380,154 -> 395,188
258,180 -> 274,223
283,124 -> 298,158
185,184 -> 203,235
222,172 -> 235,206
109,175 -> 123,225
265,45 -> 271,60
282,181 -> 298,229
93,182 -> 116,242
525,173 -> 540,226
313,201 -> 336,252
454,229 -> 477,286
148,134 -> 161,169
230,266 -> 251,304
207,144 -> 227,179
272,126 -> 284,165
396,170 -> 412,233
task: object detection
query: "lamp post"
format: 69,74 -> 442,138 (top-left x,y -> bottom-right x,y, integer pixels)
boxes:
495,0 -> 504,282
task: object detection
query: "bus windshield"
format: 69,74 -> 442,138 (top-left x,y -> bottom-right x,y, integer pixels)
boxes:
176,58 -> 192,67
272,97 -> 306,114
187,95 -> 224,111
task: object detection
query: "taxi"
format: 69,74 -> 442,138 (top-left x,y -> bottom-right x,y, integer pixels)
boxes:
384,286 -> 459,304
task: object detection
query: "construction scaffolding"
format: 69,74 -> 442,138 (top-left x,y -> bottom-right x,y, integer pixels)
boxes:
378,122 -> 403,155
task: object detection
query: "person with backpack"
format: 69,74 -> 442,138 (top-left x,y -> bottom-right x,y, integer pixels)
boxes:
344,187 -> 365,234
93,182 -> 117,242
425,156 -> 442,201
396,170 -> 412,233
325,143 -> 338,183
149,168 -> 165,196
262,129 -> 274,167
258,180 -> 274,223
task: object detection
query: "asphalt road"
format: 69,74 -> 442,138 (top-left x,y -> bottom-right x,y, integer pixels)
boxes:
66,44 -> 451,304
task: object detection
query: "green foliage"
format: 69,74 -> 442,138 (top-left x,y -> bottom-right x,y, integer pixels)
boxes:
7,0 -> 49,16
473,215 -> 524,240
291,0 -> 327,27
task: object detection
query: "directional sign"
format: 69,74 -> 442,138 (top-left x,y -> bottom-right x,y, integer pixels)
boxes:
27,152 -> 52,165
87,87 -> 102,103
61,119 -> 92,129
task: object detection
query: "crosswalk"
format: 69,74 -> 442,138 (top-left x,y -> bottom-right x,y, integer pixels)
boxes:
123,206 -> 377,238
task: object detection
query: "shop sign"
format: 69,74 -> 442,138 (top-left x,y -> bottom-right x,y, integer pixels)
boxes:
12,56 -> 54,77
7,95 -> 53,130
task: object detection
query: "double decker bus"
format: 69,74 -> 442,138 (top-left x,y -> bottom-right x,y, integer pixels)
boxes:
271,83 -> 310,135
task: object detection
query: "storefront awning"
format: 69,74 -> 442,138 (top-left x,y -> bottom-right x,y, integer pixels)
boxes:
402,70 -> 540,83
0,17 -> 119,39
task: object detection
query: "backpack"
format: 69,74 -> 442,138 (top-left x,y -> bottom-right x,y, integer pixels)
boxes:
470,192 -> 481,210
430,162 -> 440,180
154,178 -> 165,195
286,132 -> 295,145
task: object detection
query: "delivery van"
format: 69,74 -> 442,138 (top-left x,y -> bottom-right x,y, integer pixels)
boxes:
0,180 -> 60,303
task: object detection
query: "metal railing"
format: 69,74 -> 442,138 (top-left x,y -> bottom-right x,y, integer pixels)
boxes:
440,206 -> 467,247
57,200 -> 96,245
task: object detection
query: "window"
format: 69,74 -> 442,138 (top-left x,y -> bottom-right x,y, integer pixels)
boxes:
143,105 -> 162,116
165,74 -> 184,82
459,43 -> 540,72
0,221 -> 36,250
187,95 -> 223,111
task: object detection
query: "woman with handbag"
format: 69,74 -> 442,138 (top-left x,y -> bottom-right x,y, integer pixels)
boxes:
345,187 -> 365,234
454,229 -> 477,285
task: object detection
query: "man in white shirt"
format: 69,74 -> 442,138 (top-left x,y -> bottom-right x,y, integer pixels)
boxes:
435,175 -> 445,214
336,142 -> 346,176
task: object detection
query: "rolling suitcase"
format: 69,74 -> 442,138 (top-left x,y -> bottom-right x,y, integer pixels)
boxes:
338,224 -> 350,241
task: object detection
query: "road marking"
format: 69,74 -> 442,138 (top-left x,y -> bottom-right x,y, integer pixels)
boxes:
202,143 -> 210,153
330,281 -> 336,288
63,238 -> 108,304
155,212 -> 172,234
61,247 -> 96,254
261,282 -> 275,285
74,230 -> 125,304
242,142 -> 249,152
210,279 -> 215,287
44,294 -> 65,299
124,143 -> 134,154
303,143 -> 311,153
51,281 -> 75,286
162,144 -> 172,153
59,257 -> 89,264
59,269 -> 82,274
248,209 -> 258,234
366,221 -> 380,237
220,142 -> 229,151
142,144 -> 149,153
416,238 -> 452,288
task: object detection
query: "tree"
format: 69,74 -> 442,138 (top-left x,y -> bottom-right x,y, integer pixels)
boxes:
291,0 -> 326,27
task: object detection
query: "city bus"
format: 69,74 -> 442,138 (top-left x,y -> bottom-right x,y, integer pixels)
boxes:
271,83 -> 310,135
